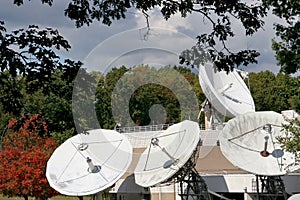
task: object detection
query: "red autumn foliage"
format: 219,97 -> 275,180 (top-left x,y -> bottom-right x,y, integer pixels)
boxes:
0,114 -> 59,199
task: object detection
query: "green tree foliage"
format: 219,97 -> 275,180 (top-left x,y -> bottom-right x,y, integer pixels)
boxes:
0,21 -> 81,93
95,65 -> 204,128
23,70 -> 76,134
0,104 -> 12,138
94,66 -> 128,129
259,0 -> 300,166
11,0 -> 299,74
10,0 -> 268,73
72,68 -> 109,132
277,119 -> 300,169
0,69 -> 77,138
0,21 -> 81,138
0,71 -> 25,116
263,0 -> 300,74
249,71 -> 300,113
129,83 -> 181,125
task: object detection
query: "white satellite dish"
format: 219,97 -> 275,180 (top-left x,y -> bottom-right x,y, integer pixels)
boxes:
134,120 -> 200,187
46,129 -> 132,196
198,63 -> 255,118
220,111 -> 299,176
288,194 -> 300,200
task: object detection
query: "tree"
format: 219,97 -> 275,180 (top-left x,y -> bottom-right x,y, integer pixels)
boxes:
272,24 -> 300,74
287,76 -> 300,112
249,71 -> 300,113
263,0 -> 300,74
95,68 -> 121,129
277,118 -> 300,170
0,21 -> 82,116
249,70 -> 300,167
259,0 -> 300,167
0,114 -> 59,200
0,21 -> 83,140
23,70 -> 77,134
11,0 -> 268,73
12,0 -> 299,74
95,65 -> 204,127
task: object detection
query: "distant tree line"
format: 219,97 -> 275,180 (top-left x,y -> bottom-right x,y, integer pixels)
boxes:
1,0 -> 299,198
1,63 -> 300,199
1,64 -> 299,139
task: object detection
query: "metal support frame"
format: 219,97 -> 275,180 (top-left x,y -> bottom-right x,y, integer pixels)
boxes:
255,175 -> 288,200
178,168 -> 210,200
173,148 -> 211,200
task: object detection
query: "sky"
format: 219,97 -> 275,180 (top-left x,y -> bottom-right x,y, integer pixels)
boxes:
0,0 -> 285,74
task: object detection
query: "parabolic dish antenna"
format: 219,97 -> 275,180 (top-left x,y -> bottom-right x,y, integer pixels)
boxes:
46,129 -> 132,196
134,120 -> 200,187
288,194 -> 300,200
198,63 -> 255,118
220,111 -> 299,176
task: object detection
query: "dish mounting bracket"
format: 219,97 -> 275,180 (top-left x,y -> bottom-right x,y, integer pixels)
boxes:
199,99 -> 225,130
178,168 -> 210,200
255,175 -> 288,200
175,148 -> 210,200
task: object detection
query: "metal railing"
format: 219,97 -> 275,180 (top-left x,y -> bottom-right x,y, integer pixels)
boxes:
115,122 -> 225,133
115,124 -> 172,133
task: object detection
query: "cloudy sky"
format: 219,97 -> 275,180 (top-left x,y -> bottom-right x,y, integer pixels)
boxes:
0,0 -> 285,74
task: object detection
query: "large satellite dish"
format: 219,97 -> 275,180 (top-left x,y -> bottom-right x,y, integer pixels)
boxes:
198,63 -> 255,118
46,129 -> 132,196
134,120 -> 200,187
220,111 -> 299,176
288,194 -> 300,200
